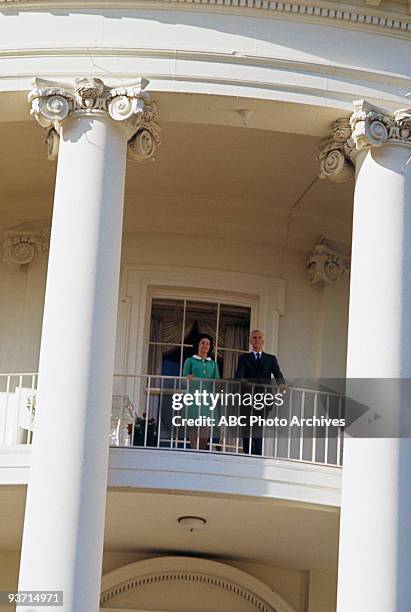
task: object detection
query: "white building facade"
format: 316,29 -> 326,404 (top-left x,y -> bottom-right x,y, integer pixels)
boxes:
0,1 -> 410,611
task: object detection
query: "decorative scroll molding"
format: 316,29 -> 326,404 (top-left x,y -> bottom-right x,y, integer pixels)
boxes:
318,100 -> 411,181
3,227 -> 50,267
307,240 -> 350,285
28,77 -> 160,162
318,118 -> 355,182
350,99 -> 411,150
44,128 -> 60,161
0,0 -> 410,38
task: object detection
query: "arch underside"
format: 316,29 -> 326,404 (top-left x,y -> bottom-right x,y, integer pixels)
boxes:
100,557 -> 296,612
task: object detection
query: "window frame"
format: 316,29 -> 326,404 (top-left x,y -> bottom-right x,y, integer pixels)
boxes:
147,294 -> 254,376
116,265 -> 285,378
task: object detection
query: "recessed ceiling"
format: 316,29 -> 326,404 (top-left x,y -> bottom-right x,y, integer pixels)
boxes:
0,119 -> 353,250
104,489 -> 339,573
0,484 -> 339,573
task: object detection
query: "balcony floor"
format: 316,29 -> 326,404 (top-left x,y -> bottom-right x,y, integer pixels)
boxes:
0,445 -> 340,574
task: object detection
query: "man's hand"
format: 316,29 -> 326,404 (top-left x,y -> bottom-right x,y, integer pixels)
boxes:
278,383 -> 287,393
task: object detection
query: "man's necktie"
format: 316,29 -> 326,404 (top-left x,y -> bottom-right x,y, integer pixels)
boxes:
256,353 -> 261,368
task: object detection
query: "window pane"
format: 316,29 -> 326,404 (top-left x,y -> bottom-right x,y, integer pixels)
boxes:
149,299 -> 185,375
219,304 -> 250,350
147,343 -> 182,376
220,348 -> 247,379
184,301 -> 218,356
147,298 -> 251,378
150,298 -> 184,345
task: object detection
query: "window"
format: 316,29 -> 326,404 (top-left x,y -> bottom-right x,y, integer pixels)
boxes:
147,298 -> 251,378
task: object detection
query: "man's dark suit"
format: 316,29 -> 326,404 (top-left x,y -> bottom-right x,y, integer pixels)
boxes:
235,352 -> 285,455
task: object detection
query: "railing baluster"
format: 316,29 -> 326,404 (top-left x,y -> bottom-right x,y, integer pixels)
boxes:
3,375 -> 11,445
337,394 -> 343,467
235,381 -> 240,456
131,376 -> 136,447
261,384 -> 266,458
154,375 -> 163,449
299,390 -> 305,462
248,384 -> 254,455
14,375 -> 23,445
312,392 -> 318,463
155,375 -> 162,448
274,388 -> 279,459
287,387 -> 292,459
324,394 -> 330,464
221,380 -> 227,454
144,376 -> 151,448
208,379 -> 214,453
197,378 -> 202,451
173,376 -> 180,450
28,374 -> 36,445
115,404 -> 121,447
183,379 -> 191,450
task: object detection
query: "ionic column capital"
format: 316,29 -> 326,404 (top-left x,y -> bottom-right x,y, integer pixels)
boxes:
350,99 -> 411,151
307,240 -> 350,286
3,227 -> 50,267
318,118 -> 356,183
28,77 -> 160,162
318,101 -> 411,181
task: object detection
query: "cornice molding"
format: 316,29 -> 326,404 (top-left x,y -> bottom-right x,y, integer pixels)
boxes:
0,0 -> 410,38
28,77 -> 160,162
1,48 -> 408,123
1,47 -> 409,94
3,227 -> 50,267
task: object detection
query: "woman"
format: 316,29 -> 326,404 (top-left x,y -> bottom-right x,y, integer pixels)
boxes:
183,334 -> 220,450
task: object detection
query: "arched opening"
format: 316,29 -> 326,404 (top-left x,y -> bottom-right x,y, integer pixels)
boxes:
100,556 -> 296,612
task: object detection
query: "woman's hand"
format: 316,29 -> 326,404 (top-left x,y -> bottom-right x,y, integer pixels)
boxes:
187,374 -> 194,380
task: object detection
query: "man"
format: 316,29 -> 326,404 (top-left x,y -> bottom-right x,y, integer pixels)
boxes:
235,329 -> 286,456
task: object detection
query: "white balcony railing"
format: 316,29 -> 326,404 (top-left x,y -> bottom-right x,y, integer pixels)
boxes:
0,373 -> 37,445
0,373 -> 343,466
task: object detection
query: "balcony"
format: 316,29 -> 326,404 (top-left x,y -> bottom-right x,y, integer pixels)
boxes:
0,373 -> 343,467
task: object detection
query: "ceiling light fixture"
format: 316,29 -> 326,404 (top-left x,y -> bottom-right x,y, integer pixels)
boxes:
177,516 -> 207,532
237,109 -> 253,127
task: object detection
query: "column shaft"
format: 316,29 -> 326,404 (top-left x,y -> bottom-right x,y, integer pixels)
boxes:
18,114 -> 128,612
338,144 -> 411,612
348,146 -> 411,377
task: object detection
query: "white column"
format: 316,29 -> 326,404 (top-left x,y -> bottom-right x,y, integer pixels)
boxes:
18,78 -> 159,612
337,102 -> 411,611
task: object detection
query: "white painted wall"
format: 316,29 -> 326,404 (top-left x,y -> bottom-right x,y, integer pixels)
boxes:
0,257 -> 46,374
0,231 -> 349,379
0,552 -> 19,612
308,570 -> 337,612
120,231 -> 349,378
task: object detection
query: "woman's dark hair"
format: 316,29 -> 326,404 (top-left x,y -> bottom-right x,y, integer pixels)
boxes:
195,333 -> 214,355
